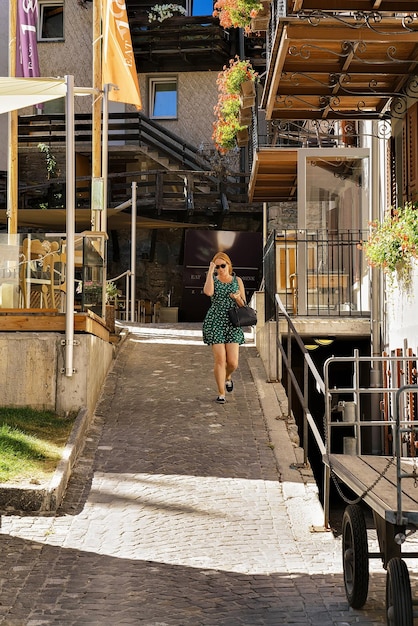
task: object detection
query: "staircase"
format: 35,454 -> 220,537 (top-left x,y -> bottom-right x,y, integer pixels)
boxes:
18,112 -> 255,218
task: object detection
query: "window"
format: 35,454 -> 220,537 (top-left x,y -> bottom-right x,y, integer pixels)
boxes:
38,1 -> 64,41
150,78 -> 177,119
189,0 -> 214,15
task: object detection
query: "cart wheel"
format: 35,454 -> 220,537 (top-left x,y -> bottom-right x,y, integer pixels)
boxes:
342,504 -> 369,609
386,558 -> 413,626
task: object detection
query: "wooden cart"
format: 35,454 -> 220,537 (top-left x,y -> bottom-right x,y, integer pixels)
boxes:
322,354 -> 418,626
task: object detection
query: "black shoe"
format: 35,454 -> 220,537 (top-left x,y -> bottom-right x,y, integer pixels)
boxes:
225,379 -> 234,393
216,396 -> 226,404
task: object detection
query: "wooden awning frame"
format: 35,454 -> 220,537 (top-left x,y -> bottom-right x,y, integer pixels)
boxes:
262,8 -> 418,121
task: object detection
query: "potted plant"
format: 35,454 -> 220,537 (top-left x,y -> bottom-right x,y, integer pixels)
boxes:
250,0 -> 270,31
218,57 -> 257,96
106,280 -> 119,304
212,58 -> 257,152
105,281 -> 119,332
147,3 -> 187,23
361,201 -> 418,290
213,0 -> 264,30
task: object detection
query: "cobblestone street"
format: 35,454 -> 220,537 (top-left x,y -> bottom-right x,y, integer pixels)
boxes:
0,324 -> 416,625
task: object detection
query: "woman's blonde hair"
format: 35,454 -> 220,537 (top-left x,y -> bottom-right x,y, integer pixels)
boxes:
212,252 -> 233,273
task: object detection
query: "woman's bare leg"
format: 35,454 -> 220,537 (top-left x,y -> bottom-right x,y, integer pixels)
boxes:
225,343 -> 240,381
211,344 -> 227,395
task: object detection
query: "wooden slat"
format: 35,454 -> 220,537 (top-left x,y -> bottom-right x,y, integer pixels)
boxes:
0,311 -> 110,342
325,454 -> 418,523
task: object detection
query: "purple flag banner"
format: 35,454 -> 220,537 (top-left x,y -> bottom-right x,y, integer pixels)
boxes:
16,0 -> 41,77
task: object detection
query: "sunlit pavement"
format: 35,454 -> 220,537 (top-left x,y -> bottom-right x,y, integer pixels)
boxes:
0,323 -> 415,624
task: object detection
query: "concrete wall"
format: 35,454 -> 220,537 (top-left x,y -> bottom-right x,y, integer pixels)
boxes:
252,292 -> 278,382
386,261 -> 418,355
0,332 -> 114,416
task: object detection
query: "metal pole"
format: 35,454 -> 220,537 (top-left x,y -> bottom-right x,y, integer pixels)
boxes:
65,75 -> 76,377
101,83 -> 109,235
125,271 -> 130,320
91,0 -> 102,231
7,0 -> 18,235
130,182 -> 137,322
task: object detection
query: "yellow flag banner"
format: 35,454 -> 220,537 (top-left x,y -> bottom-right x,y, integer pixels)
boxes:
102,0 -> 142,108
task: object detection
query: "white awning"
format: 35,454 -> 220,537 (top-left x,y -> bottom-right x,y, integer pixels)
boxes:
0,77 -> 94,114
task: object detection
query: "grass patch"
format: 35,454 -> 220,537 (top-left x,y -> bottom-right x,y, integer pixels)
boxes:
0,407 -> 75,484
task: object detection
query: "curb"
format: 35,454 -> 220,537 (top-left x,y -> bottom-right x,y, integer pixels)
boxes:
248,354 -> 332,539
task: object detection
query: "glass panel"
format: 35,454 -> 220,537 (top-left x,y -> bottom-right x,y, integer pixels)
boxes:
305,156 -> 368,233
152,81 -> 177,118
297,151 -> 370,315
40,4 -> 64,40
0,234 -> 21,309
0,233 -> 106,314
191,0 -> 213,15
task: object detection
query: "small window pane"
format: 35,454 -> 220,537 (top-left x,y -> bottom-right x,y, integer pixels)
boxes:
152,81 -> 177,118
40,4 -> 64,40
192,0 -> 213,15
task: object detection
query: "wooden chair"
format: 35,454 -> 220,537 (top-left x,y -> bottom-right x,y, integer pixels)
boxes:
51,249 -> 67,312
20,239 -> 58,309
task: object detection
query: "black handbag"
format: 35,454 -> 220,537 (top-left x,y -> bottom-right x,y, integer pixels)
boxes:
228,304 -> 257,327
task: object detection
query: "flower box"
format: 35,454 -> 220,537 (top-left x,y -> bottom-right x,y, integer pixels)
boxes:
236,127 -> 249,147
239,79 -> 256,109
239,107 -> 252,125
250,0 -> 270,30
240,79 -> 256,98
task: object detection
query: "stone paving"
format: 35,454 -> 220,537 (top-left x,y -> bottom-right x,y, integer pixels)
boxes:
0,323 -> 417,625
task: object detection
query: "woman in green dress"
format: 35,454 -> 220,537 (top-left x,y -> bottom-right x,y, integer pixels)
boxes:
202,252 -> 246,403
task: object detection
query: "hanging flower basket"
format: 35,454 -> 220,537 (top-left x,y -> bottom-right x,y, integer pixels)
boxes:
360,201 -> 418,291
250,0 -> 270,31
212,57 -> 257,153
213,0 -> 263,30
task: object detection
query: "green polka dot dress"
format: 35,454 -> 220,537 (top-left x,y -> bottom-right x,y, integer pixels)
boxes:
202,275 -> 245,346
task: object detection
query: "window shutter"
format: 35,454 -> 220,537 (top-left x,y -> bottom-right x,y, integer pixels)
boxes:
403,102 -> 418,201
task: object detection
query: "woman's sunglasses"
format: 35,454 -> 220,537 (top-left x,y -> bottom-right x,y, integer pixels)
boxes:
215,263 -> 227,269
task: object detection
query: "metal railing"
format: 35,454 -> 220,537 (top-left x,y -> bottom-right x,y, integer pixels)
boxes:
275,296 -> 418,527
265,229 -> 369,318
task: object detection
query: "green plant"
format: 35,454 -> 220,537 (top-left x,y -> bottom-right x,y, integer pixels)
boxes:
212,58 -> 257,153
147,3 -> 186,22
38,143 -> 58,179
213,0 -> 263,30
361,201 -> 418,288
217,57 -> 257,95
106,280 -> 119,303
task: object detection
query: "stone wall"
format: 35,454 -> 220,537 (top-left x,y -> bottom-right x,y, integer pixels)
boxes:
108,213 -> 262,310
37,1 -> 93,115
138,71 -> 218,149
267,202 -> 297,234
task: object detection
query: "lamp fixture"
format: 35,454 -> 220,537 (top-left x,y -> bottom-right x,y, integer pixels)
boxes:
314,338 -> 335,346
304,344 -> 320,351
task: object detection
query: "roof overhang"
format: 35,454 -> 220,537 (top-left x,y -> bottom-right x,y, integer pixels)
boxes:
249,149 -> 298,203
262,10 -> 418,121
